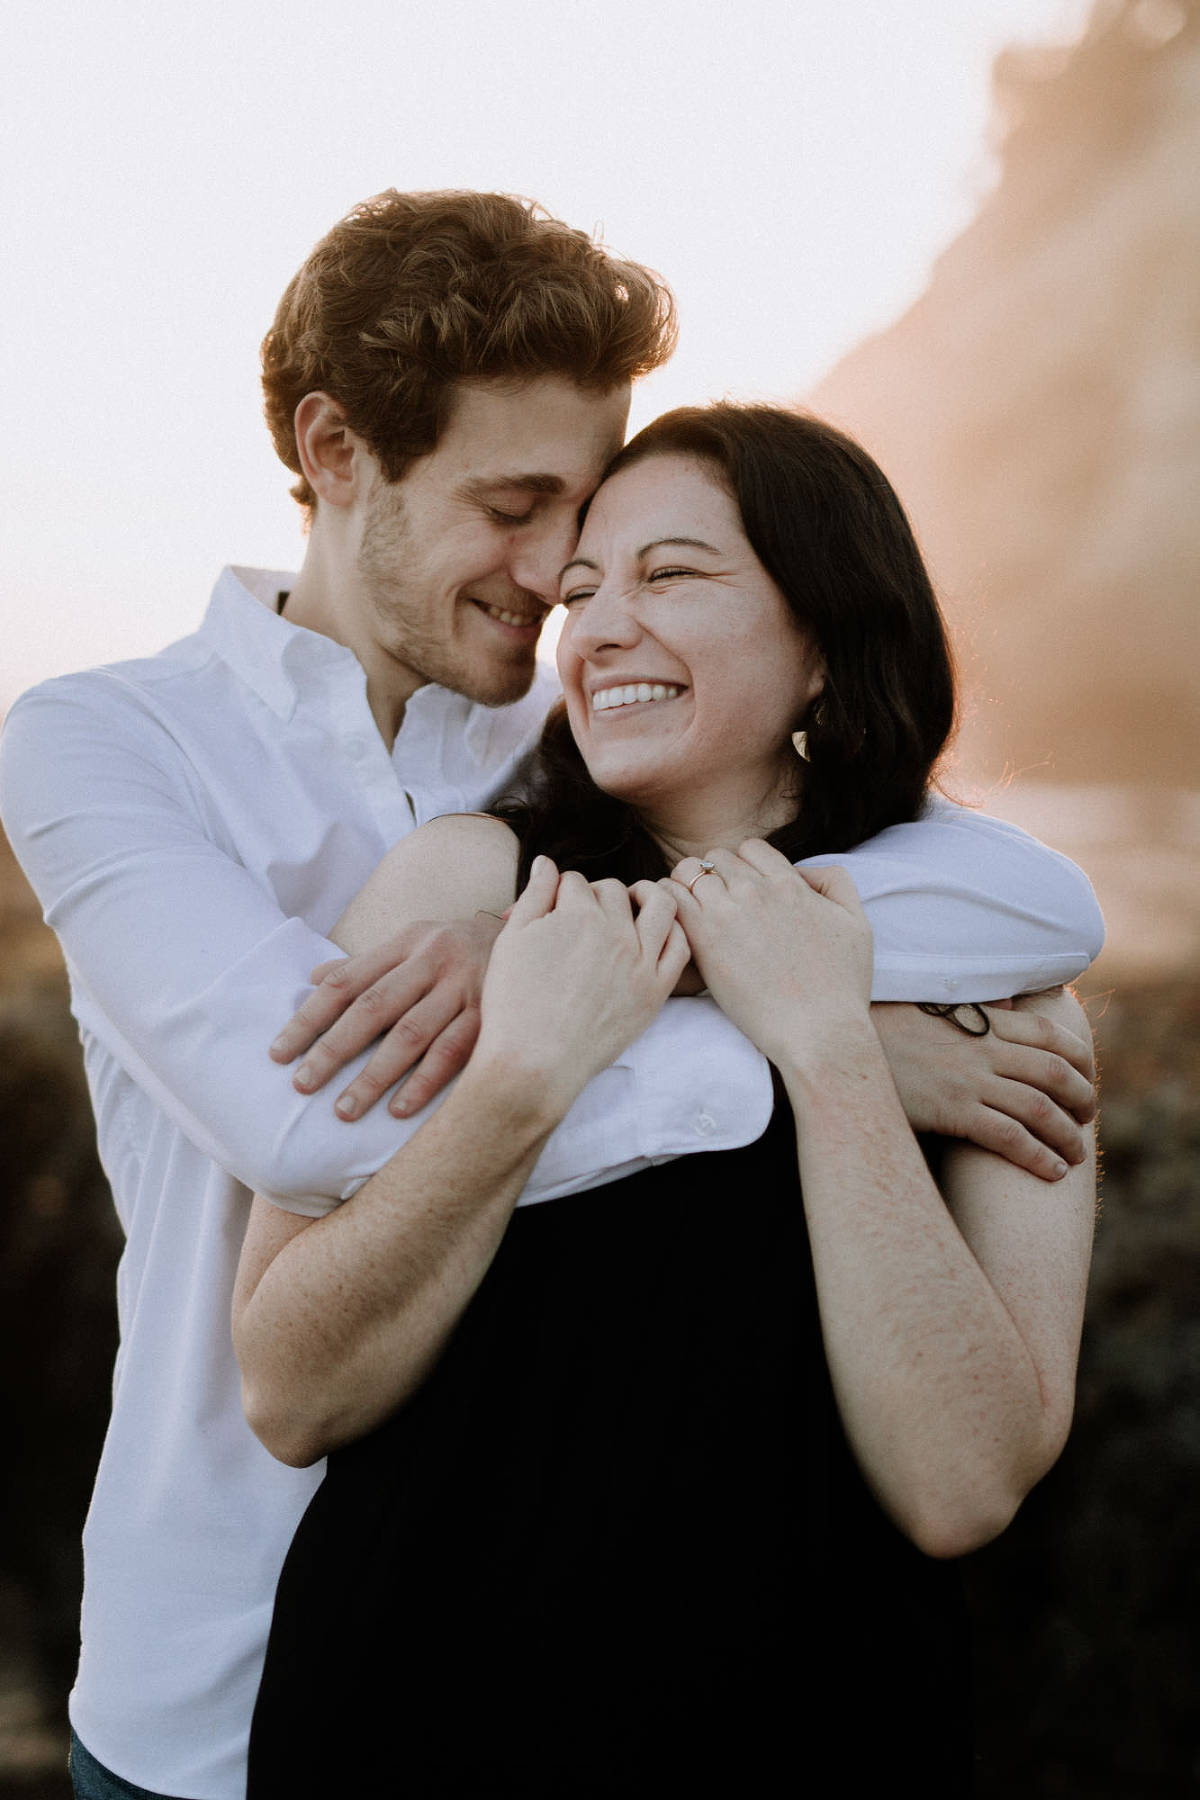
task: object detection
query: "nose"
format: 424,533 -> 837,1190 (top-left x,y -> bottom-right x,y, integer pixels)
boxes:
508,512 -> 580,605
561,576 -> 642,659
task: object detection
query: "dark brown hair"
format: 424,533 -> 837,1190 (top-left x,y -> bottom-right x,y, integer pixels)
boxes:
495,404 -> 956,883
261,190 -> 677,514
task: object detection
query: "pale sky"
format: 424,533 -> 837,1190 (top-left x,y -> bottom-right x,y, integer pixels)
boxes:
1,0 -> 1093,704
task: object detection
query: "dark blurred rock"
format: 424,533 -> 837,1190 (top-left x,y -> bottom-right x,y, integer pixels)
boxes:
966,976 -> 1200,1797
0,966 -> 120,1738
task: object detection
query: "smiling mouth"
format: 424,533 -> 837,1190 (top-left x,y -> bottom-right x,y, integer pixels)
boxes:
472,599 -> 544,631
591,683 -> 686,712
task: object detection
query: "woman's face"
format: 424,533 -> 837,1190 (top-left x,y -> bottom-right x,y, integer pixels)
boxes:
557,454 -> 824,841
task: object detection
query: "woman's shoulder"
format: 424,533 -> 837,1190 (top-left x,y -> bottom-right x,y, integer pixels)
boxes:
370,813 -> 521,922
423,811 -> 521,850
417,811 -> 521,875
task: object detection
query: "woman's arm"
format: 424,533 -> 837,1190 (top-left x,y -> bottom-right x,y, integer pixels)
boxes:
781,1008 -> 1094,1557
669,843 -> 1095,1557
234,847 -> 689,1466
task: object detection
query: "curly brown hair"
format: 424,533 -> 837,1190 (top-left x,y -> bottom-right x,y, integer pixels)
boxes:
261,189 -> 677,514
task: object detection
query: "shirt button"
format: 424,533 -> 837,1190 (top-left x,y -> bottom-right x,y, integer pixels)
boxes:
693,1111 -> 717,1138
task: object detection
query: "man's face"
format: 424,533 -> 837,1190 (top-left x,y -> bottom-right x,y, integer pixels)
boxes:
355,376 -> 631,707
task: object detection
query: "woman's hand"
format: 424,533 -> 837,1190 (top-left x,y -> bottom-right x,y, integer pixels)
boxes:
474,857 -> 691,1116
873,990 -> 1096,1182
667,840 -> 873,1064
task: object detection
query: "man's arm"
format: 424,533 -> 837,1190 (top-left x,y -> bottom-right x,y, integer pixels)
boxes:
271,794 -> 1103,1172
0,679 -> 448,1211
803,794 -> 1105,1002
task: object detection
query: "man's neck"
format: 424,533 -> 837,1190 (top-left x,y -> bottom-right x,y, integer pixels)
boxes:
282,546 -> 418,749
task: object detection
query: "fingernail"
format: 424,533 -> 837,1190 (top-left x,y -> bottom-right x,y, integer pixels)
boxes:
1052,1159 -> 1067,1179
335,1094 -> 360,1120
270,1035 -> 289,1058
389,1098 -> 411,1118
294,1063 -> 314,1090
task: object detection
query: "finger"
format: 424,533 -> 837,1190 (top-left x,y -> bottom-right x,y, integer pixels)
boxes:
658,918 -> 693,986
630,879 -> 679,926
695,846 -> 748,890
590,877 -> 635,923
388,1008 -> 482,1117
308,957 -> 348,986
957,1105 -> 1076,1183
665,866 -> 704,923
273,946 -> 404,1062
332,990 -> 462,1119
668,857 -> 727,904
734,837 -> 794,875
796,863 -> 867,918
632,883 -> 680,960
985,1075 -> 1089,1164
554,868 -> 596,906
507,855 -> 559,923
991,1041 -> 1097,1125
987,1002 -> 1096,1085
288,965 -> 433,1091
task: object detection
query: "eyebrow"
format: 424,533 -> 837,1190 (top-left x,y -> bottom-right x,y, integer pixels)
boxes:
461,473 -> 567,499
560,535 -> 724,579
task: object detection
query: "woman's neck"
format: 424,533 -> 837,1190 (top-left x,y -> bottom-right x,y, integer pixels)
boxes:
642,778 -> 801,867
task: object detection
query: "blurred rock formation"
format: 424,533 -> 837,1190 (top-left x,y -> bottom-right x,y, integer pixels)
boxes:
810,0 -> 1200,790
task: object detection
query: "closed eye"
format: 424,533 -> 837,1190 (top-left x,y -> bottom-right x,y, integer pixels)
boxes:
560,584 -> 596,607
647,566 -> 698,582
487,505 -> 535,527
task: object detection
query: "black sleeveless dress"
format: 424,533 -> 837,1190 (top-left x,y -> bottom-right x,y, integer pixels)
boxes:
248,1105 -> 973,1796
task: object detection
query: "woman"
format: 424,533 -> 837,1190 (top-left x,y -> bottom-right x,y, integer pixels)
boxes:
238,406 -> 1096,1796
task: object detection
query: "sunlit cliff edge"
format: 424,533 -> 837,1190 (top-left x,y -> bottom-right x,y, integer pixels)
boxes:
809,0 -> 1200,799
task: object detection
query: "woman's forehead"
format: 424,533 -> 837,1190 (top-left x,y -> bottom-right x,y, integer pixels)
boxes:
584,453 -> 739,542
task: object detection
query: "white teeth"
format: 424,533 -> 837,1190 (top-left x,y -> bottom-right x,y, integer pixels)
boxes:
591,683 -> 683,712
479,602 -> 539,628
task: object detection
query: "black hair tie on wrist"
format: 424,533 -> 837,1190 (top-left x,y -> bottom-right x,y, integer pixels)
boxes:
916,1001 -> 992,1037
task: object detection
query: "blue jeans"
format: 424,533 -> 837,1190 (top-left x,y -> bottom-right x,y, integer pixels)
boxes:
69,1731 -> 194,1800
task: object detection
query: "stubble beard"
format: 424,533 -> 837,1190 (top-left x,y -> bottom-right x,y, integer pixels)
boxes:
357,484 -> 540,709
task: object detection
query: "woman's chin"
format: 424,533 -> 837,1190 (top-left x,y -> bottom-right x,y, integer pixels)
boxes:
583,756 -> 669,810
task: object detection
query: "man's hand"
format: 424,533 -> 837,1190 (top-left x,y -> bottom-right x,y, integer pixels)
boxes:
873,989 -> 1097,1182
268,916 -> 503,1120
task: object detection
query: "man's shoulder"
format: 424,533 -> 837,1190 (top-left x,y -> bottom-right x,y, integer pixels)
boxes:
0,643 -> 228,802
5,631 -> 216,725
824,794 -> 1062,865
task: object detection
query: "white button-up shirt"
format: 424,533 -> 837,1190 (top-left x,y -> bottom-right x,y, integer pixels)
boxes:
0,566 -> 1104,1798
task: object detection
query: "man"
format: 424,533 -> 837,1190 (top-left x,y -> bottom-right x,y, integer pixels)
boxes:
0,189 -> 1102,1800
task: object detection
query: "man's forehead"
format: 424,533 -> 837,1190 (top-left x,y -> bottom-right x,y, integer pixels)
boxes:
437,377 -> 628,471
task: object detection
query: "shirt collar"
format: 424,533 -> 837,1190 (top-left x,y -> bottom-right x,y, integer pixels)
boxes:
198,566 -> 351,720
197,566 -> 523,769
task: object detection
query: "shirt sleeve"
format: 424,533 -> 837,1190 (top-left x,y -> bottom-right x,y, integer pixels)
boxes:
0,678 -> 440,1215
805,794 -> 1105,1002
1,679 -> 1103,1220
